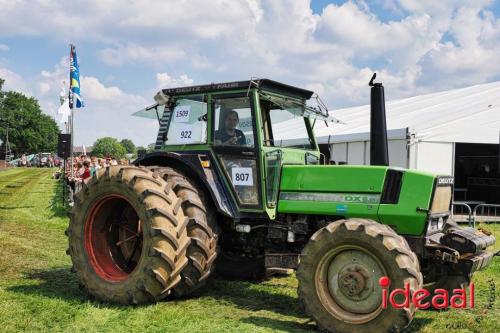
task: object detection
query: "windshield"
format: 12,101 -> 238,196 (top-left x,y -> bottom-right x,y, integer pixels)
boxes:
158,95 -> 208,147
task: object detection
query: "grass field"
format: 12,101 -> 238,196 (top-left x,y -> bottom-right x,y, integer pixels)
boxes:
0,168 -> 499,333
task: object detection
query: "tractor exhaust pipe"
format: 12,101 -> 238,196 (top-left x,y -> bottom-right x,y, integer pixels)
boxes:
369,73 -> 389,166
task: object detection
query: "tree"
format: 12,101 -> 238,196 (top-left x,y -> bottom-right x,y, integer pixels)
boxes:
92,137 -> 126,159
0,79 -> 59,155
120,138 -> 136,154
147,143 -> 156,152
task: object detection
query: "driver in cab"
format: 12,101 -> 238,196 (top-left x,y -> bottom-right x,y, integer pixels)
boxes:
214,110 -> 246,146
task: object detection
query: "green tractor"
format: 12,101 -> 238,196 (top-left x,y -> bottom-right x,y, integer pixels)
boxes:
67,76 -> 495,332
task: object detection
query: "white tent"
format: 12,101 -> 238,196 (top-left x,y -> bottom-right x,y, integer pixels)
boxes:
277,81 -> 500,175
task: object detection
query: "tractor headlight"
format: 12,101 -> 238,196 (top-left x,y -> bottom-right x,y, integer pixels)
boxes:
427,217 -> 445,233
437,217 -> 444,230
430,186 -> 452,214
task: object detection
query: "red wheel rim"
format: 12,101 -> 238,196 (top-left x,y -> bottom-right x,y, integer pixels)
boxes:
84,194 -> 144,282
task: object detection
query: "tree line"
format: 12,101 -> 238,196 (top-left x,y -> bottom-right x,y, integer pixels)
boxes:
0,78 -> 143,159
0,78 -> 59,155
91,137 -> 141,159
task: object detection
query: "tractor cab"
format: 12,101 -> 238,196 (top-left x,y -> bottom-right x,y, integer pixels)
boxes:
133,79 -> 340,218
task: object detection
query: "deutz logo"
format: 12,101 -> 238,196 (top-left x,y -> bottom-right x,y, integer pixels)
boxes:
438,177 -> 454,185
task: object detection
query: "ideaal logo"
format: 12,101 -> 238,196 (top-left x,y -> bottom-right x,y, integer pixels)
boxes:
379,276 -> 474,309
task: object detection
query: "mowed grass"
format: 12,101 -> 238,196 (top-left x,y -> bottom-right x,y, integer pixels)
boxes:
0,168 -> 498,333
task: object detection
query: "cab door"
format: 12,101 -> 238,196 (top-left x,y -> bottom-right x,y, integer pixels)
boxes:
259,96 -> 320,218
210,92 -> 263,211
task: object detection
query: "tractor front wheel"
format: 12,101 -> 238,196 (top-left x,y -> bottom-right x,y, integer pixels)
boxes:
297,218 -> 423,333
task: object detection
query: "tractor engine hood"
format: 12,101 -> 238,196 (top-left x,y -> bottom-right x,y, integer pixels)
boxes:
277,165 -> 438,235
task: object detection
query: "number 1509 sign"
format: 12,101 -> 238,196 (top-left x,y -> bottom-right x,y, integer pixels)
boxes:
232,167 -> 253,186
174,106 -> 191,123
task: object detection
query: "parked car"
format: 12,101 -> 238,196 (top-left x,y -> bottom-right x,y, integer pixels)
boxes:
32,154 -> 40,167
39,153 -> 48,167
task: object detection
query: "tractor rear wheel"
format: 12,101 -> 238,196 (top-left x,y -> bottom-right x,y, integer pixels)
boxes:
151,167 -> 219,296
67,166 -> 190,304
297,218 -> 423,333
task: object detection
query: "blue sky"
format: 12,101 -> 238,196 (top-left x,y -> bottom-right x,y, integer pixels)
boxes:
1,0 -> 499,146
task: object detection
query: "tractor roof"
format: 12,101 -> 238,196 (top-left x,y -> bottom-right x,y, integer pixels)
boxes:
134,79 -> 341,124
160,79 -> 314,100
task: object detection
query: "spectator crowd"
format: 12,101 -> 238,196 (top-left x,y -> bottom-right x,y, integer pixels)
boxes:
55,155 -> 129,205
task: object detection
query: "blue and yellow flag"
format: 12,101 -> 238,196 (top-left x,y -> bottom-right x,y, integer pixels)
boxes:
70,44 -> 84,108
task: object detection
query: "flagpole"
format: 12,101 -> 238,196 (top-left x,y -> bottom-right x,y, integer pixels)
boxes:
69,43 -> 74,178
68,42 -> 82,178
70,90 -> 74,177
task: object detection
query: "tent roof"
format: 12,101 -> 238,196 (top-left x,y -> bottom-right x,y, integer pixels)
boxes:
280,81 -> 500,144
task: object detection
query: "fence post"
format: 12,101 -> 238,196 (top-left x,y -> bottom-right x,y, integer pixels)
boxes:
473,204 -> 500,227
452,202 -> 473,227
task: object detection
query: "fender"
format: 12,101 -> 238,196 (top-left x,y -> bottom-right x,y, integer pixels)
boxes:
134,151 -> 235,218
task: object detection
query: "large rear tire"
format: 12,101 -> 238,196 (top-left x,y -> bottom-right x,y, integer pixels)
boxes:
151,167 -> 219,296
297,218 -> 422,333
67,166 -> 190,304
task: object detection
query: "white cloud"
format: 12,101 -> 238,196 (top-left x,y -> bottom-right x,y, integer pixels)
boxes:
0,67 -> 30,95
156,72 -> 194,89
0,44 -> 9,51
34,57 -> 70,102
29,59 -> 153,146
38,82 -> 51,95
83,76 -> 130,101
1,0 -> 500,145
99,44 -> 185,66
417,4 -> 500,89
71,76 -> 153,146
394,0 -> 492,15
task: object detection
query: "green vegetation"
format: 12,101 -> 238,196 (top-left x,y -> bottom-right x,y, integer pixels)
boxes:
0,168 -> 498,333
0,78 -> 59,155
120,138 -> 136,154
91,137 -> 127,159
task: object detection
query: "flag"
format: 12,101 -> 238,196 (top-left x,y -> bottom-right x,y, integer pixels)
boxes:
70,44 -> 84,108
57,98 -> 71,123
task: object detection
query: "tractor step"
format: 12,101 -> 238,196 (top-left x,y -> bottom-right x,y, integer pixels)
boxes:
264,252 -> 299,270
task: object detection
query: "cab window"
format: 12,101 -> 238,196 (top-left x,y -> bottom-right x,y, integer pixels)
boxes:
214,96 -> 255,147
260,99 -> 313,149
